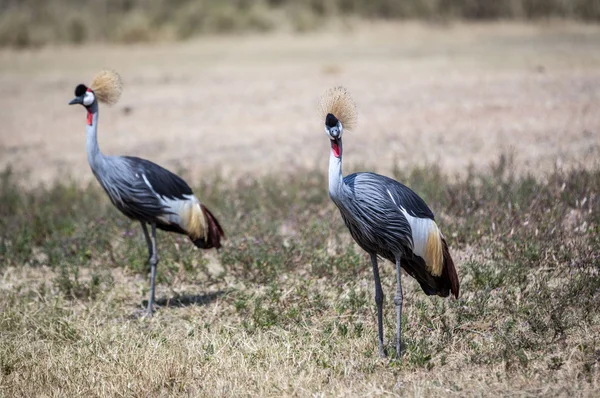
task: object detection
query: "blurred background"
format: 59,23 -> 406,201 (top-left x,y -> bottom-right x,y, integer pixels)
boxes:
1,0 -> 599,46
1,0 -> 599,184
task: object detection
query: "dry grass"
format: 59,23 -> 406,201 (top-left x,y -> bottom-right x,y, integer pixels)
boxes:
0,160 -> 599,396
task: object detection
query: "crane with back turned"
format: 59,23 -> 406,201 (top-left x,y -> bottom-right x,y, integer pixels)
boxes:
69,70 -> 224,317
320,87 -> 459,358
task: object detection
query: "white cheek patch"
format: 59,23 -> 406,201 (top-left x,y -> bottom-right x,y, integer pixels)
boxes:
83,92 -> 95,106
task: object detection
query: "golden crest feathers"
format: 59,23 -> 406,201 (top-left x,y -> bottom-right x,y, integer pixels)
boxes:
90,69 -> 123,106
319,86 -> 357,130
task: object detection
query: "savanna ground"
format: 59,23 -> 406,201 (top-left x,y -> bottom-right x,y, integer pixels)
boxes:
0,22 -> 599,396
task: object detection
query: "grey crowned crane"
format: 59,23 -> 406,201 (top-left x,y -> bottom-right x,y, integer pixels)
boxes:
69,70 -> 224,317
320,87 -> 459,358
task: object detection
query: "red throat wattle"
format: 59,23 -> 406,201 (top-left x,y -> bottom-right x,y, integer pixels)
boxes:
331,141 -> 340,158
86,87 -> 93,126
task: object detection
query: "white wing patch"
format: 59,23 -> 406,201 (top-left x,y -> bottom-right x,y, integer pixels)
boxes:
141,173 -> 207,240
157,195 -> 207,240
401,208 -> 443,276
388,189 -> 443,276
399,207 -> 430,257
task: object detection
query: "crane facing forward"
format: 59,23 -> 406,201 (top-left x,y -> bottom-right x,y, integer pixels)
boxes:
320,87 -> 459,358
69,70 -> 224,317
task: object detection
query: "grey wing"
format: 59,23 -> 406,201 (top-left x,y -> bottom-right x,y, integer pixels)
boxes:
342,173 -> 414,256
98,156 -> 166,222
373,173 -> 435,220
123,156 -> 193,200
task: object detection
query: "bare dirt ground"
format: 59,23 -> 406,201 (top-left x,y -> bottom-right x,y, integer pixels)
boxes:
1,21 -> 600,186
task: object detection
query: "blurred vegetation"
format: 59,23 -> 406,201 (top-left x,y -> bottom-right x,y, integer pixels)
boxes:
0,0 -> 599,47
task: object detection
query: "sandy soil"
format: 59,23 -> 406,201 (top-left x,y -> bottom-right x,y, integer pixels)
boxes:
1,22 -> 599,186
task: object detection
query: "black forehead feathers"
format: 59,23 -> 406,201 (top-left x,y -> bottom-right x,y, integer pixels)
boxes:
325,113 -> 339,128
74,84 -> 88,97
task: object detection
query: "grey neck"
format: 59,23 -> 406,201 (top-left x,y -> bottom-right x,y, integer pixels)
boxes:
328,138 -> 345,199
86,102 -> 104,172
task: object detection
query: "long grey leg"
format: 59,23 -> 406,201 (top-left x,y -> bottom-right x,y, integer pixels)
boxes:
141,222 -> 159,317
141,222 -> 152,258
394,257 -> 403,358
369,253 -> 386,358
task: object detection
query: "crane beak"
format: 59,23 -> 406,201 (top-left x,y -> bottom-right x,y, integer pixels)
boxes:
69,96 -> 83,105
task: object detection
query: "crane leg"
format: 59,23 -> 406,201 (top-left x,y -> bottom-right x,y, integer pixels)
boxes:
394,257 -> 403,358
369,253 -> 386,358
141,222 -> 159,317
141,222 -> 153,261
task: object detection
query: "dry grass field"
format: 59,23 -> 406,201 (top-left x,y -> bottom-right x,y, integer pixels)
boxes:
1,22 -> 599,396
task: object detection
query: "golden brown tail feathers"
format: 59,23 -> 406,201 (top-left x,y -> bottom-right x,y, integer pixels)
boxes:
442,238 -> 460,299
191,204 -> 224,249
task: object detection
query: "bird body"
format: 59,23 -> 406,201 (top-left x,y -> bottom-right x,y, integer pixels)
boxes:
92,154 -> 223,249
71,70 -> 223,316
330,171 -> 457,298
321,86 -> 458,358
